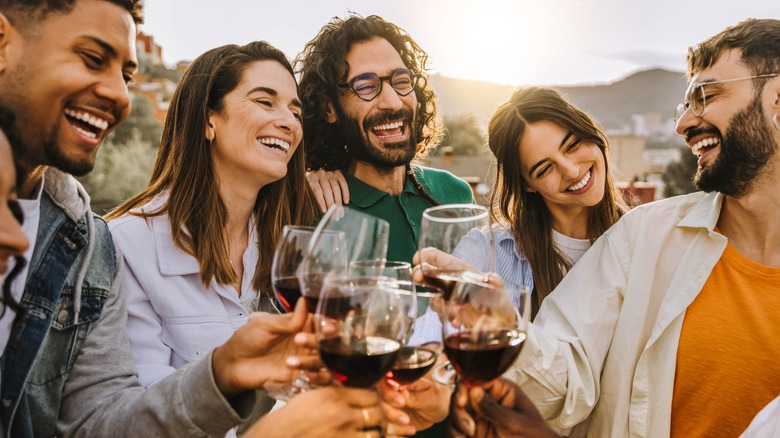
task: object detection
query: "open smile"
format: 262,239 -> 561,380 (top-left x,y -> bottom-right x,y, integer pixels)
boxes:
566,168 -> 592,192
257,136 -> 291,153
64,108 -> 112,142
370,120 -> 406,140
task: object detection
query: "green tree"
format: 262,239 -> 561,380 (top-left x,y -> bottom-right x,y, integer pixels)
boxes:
661,147 -> 698,197
78,132 -> 157,214
109,93 -> 163,147
438,115 -> 485,155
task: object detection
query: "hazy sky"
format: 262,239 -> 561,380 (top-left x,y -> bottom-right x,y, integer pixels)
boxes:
142,0 -> 779,86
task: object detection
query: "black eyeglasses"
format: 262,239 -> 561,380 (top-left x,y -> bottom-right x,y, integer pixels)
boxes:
674,73 -> 779,122
338,68 -> 418,102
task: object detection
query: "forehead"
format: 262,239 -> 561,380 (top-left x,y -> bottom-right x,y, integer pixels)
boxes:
691,49 -> 749,83
34,0 -> 137,63
344,37 -> 406,80
518,120 -> 568,167
234,60 -> 298,98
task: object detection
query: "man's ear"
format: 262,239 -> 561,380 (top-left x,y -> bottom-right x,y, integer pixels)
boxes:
325,100 -> 338,124
0,13 -> 17,73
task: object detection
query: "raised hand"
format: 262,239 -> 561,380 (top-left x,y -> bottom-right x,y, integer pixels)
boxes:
211,298 -> 317,398
449,378 -> 560,438
306,169 -> 350,213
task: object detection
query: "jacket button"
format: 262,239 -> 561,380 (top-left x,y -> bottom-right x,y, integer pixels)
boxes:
57,310 -> 69,324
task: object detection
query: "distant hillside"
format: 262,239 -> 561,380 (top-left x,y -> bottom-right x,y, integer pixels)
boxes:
430,68 -> 688,131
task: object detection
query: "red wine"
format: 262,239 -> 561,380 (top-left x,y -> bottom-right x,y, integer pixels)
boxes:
319,336 -> 401,388
272,276 -> 301,313
386,346 -> 438,385
444,330 -> 526,386
422,269 -> 464,299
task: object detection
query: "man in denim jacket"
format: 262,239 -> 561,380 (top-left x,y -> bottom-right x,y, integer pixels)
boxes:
0,1 -> 314,436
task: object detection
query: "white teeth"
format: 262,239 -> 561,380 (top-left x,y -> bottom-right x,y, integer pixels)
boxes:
373,121 -> 403,131
258,137 -> 291,152
64,108 -> 109,131
73,125 -> 97,139
690,137 -> 720,156
567,170 -> 591,192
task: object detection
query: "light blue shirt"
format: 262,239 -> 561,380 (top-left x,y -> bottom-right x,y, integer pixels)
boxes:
410,224 -> 535,345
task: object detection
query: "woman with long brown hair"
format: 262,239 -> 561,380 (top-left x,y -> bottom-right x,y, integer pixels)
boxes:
106,41 -> 318,388
451,86 -> 626,317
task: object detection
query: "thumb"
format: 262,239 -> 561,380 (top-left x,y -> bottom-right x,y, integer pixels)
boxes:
288,297 -> 308,330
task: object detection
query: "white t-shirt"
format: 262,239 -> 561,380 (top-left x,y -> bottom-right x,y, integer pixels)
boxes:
552,229 -> 591,266
0,176 -> 44,354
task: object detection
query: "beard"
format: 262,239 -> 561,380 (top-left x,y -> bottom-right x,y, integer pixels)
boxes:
43,127 -> 96,177
335,105 -> 418,171
694,96 -> 777,197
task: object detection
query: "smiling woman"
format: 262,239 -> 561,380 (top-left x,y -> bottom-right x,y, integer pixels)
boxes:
104,40 -> 319,434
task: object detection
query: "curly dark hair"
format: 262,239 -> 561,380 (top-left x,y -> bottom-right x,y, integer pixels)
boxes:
295,14 -> 441,171
0,0 -> 144,26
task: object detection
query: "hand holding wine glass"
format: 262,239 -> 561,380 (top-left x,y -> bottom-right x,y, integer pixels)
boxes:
441,281 -> 531,386
418,204 -> 495,300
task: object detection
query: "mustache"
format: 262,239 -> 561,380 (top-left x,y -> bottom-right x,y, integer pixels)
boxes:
66,99 -> 122,123
362,108 -> 414,131
685,126 -> 720,143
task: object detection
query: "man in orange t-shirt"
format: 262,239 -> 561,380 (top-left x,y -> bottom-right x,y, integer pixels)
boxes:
446,18 -> 780,438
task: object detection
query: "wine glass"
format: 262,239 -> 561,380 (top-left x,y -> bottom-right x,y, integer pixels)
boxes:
300,205 -> 390,311
349,260 -> 438,387
418,204 -> 495,300
439,280 -> 531,386
271,226 -> 315,313
315,276 -> 412,388
266,226 -> 344,400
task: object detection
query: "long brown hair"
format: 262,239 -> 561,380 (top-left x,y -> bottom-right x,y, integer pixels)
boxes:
488,86 -> 625,314
106,41 -> 318,293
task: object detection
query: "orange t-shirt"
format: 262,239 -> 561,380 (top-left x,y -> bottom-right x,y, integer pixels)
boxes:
671,242 -> 780,437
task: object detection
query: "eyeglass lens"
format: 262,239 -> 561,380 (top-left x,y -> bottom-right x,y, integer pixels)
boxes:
352,69 -> 415,100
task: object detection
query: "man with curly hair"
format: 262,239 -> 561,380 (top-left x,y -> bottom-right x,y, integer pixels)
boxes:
297,14 -> 474,264
296,15 -> 474,436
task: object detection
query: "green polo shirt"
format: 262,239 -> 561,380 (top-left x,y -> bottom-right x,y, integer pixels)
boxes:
346,166 -> 472,438
345,165 -> 474,265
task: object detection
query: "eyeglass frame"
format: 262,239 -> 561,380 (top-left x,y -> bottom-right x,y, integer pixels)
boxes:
674,73 -> 779,122
337,68 -> 419,102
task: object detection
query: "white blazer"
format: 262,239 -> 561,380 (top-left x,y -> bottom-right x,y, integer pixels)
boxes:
109,194 -> 261,387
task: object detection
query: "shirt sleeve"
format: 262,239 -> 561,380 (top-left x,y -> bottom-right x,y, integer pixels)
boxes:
505,222 -> 629,429
58,247 -> 253,437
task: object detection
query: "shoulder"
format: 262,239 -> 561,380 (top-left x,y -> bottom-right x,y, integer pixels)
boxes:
615,191 -> 717,230
108,196 -> 168,240
411,164 -> 473,200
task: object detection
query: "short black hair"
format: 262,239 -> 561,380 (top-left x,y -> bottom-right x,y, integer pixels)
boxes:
0,0 -> 144,26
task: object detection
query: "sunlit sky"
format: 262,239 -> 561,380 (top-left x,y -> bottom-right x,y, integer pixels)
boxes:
142,0 -> 779,86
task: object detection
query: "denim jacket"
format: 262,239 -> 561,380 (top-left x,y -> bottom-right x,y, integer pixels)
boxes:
1,170 -> 113,437
1,169 -> 252,438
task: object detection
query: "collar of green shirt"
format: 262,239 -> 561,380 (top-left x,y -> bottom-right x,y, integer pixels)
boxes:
344,172 -> 420,208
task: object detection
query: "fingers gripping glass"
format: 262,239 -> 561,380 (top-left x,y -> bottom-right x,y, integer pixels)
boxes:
674,73 -> 779,122
338,68 -> 418,102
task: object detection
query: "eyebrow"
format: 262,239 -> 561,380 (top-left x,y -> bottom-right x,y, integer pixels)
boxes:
247,87 -> 303,109
83,36 -> 138,70
527,132 -> 574,177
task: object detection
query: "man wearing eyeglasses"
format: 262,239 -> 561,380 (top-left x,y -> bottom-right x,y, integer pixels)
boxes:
488,18 -> 780,437
296,14 -> 475,436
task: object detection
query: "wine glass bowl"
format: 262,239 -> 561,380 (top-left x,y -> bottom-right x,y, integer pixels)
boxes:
316,276 -> 412,388
418,204 -> 495,299
271,226 -> 314,313
301,205 -> 389,311
440,281 -> 531,386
